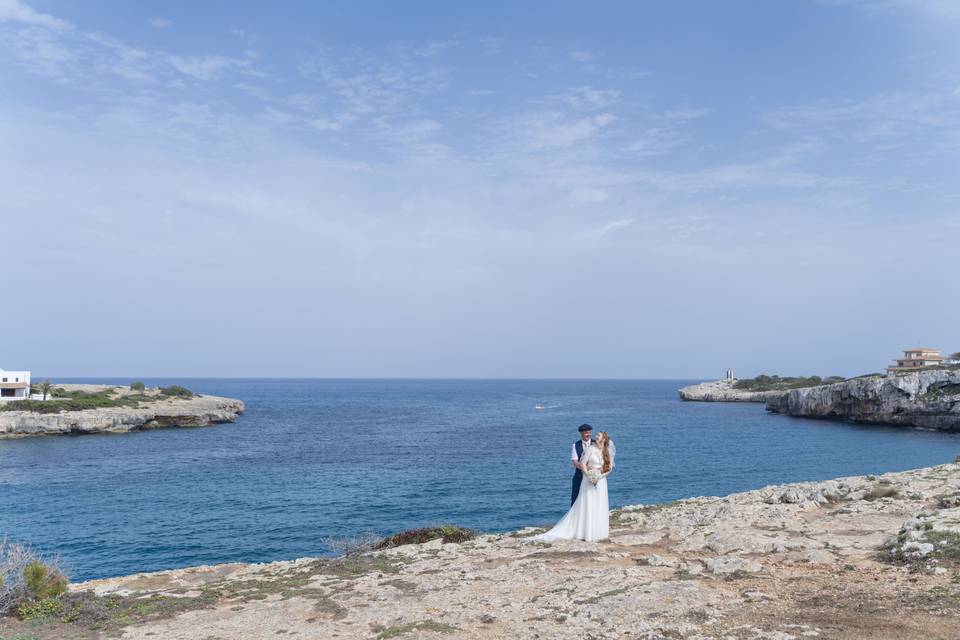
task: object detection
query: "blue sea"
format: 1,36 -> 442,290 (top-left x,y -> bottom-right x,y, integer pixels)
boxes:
2,378 -> 958,582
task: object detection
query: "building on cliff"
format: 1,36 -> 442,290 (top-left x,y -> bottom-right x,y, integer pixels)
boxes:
0,368 -> 31,401
886,348 -> 944,373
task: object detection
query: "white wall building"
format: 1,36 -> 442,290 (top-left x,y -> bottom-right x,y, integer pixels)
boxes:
0,368 -> 31,401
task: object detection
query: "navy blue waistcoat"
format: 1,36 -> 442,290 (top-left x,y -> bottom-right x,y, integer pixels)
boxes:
570,438 -> 595,506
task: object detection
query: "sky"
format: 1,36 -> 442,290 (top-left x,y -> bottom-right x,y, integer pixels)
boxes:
0,0 -> 958,379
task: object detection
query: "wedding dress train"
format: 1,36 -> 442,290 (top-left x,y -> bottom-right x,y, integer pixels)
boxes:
533,444 -> 610,542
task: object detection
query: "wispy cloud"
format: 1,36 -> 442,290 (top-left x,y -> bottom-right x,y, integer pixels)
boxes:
522,111 -> 616,149
2,2 -> 264,87
0,0 -> 71,31
826,0 -> 960,19
148,17 -> 173,30
168,53 -> 256,81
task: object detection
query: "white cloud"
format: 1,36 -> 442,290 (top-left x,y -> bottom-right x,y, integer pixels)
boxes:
167,54 -> 251,81
592,217 -> 633,237
0,0 -> 71,31
664,107 -> 711,121
309,116 -> 344,131
557,86 -> 621,111
148,17 -> 173,30
827,0 -> 960,19
524,112 -> 616,148
571,188 -> 609,203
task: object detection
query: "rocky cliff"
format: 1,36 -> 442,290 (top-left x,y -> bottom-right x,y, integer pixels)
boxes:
0,386 -> 244,438
678,379 -> 786,402
7,461 -> 957,639
766,369 -> 960,431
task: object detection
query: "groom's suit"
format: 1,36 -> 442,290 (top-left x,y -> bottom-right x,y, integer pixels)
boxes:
571,438 -> 595,506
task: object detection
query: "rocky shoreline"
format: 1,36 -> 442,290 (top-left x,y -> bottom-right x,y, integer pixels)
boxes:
767,370 -> 960,432
0,384 -> 244,438
678,379 -> 786,403
5,461 -> 960,639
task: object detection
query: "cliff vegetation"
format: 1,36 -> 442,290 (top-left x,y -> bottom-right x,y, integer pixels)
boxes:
1,385 -> 195,414
733,374 -> 845,392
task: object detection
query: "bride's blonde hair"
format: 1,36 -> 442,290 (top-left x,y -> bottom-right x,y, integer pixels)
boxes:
596,432 -> 612,474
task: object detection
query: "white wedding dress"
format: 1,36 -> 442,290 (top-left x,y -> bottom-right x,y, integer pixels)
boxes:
533,443 -> 611,542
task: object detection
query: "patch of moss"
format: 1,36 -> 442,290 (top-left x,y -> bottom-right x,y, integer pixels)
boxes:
574,587 -> 629,604
375,620 -> 459,639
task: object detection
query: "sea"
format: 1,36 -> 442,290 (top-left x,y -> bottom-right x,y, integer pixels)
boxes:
2,378 -> 958,582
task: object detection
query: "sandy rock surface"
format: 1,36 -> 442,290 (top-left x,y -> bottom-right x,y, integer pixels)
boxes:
6,462 -> 959,639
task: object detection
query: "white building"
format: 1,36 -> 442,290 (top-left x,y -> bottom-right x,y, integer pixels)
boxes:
886,348 -> 945,373
0,368 -> 31,401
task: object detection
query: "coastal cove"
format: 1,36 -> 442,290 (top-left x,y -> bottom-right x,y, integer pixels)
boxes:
2,378 -> 959,582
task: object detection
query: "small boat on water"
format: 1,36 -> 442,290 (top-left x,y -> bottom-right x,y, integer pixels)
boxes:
534,402 -> 546,410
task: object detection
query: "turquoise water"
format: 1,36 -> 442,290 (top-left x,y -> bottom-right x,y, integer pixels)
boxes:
1,378 -> 958,581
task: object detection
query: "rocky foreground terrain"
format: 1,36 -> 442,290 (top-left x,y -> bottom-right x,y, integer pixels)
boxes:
679,380 -> 785,403
5,461 -> 960,639
768,370 -> 960,432
0,384 -> 244,438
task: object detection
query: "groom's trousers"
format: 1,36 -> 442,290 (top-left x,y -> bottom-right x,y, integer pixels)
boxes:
571,470 -> 583,506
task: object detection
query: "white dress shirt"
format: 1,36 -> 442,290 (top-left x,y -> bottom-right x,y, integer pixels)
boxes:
571,439 -> 591,466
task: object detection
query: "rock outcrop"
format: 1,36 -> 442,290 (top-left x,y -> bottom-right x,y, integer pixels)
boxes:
679,379 -> 786,402
0,385 -> 244,438
33,462 -> 959,640
766,369 -> 960,431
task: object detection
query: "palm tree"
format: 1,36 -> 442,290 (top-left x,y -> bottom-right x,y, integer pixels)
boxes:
38,379 -> 53,401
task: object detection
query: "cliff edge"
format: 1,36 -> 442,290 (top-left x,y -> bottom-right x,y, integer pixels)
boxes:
766,370 -> 960,432
6,461 -> 958,639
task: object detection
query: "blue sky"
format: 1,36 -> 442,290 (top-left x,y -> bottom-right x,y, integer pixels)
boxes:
1,0 -> 957,378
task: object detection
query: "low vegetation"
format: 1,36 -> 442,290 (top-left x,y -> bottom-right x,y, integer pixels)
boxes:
0,384 -> 195,413
0,540 -> 416,636
159,385 -> 193,398
373,525 -> 476,549
921,383 -> 960,401
372,620 -> 459,639
733,375 -> 845,392
880,529 -> 960,568
0,539 -> 67,618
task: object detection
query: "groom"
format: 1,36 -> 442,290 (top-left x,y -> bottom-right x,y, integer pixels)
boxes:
570,423 -> 594,505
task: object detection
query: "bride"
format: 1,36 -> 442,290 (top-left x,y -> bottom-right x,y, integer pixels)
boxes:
533,431 -> 615,542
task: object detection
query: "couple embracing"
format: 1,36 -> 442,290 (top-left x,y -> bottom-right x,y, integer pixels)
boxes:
533,423 -> 615,543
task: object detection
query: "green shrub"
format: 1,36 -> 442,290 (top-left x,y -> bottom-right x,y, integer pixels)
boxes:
23,561 -> 67,600
17,596 -> 62,621
733,375 -> 844,392
130,381 -> 146,392
374,525 -> 475,549
1,539 -> 68,618
160,385 -> 193,398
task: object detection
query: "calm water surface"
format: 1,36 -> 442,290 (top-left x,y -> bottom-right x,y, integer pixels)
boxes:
2,378 -> 958,581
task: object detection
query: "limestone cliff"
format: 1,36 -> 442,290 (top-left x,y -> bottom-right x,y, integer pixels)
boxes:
0,386 -> 244,438
766,369 -> 960,431
678,379 -> 786,402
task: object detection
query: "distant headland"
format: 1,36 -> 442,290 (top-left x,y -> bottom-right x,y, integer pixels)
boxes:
0,382 -> 244,438
680,352 -> 960,432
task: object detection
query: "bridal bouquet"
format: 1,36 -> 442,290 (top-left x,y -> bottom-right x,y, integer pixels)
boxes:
586,468 -> 602,485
